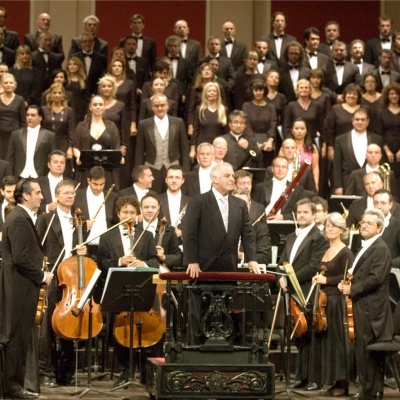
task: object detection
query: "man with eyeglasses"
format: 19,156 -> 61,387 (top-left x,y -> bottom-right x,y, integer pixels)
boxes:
339,209 -> 392,400
212,136 -> 228,164
36,180 -> 87,387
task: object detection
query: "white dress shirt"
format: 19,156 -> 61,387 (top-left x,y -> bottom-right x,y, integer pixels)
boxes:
167,190 -> 181,227
154,115 -> 169,140
86,188 -> 106,245
21,125 -> 40,178
57,208 -> 74,260
289,222 -> 315,264
351,129 -> 368,168
349,233 -> 381,274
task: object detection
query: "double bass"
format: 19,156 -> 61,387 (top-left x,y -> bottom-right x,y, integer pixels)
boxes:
52,209 -> 103,340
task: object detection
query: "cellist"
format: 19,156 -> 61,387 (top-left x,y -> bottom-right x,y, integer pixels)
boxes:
278,198 -> 328,391
97,195 -> 159,387
36,180 -> 87,387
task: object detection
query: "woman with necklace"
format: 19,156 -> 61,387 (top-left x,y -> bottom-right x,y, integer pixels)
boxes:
0,73 -> 26,160
242,79 -> 277,167
41,82 -> 76,177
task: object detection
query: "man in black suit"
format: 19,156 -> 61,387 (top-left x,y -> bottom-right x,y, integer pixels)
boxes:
349,39 -> 375,76
373,49 -> 400,92
119,164 -> 155,203
278,41 -> 311,102
0,27 -> 15,68
303,27 -> 329,70
391,32 -> 400,73
365,16 -> 395,67
122,35 -> 150,90
0,175 -> 17,230
0,6 -> 19,50
36,180 -> 87,387
172,19 -> 202,72
31,31 -> 63,92
119,13 -> 157,72
373,189 -> 400,268
0,177 -> 53,398
339,209 -> 392,400
346,143 -> 398,199
159,165 -> 188,240
0,159 -> 12,181
221,110 -> 263,170
253,40 -> 278,74
265,11 -> 296,65
318,20 -> 340,56
323,41 -> 362,102
279,198 -> 329,390
6,105 -> 56,178
253,156 -> 305,220
135,94 -> 190,193
333,108 -> 382,194
69,15 -> 108,58
71,32 -> 107,95
37,150 -> 78,214
220,21 -> 247,71
24,12 -> 64,60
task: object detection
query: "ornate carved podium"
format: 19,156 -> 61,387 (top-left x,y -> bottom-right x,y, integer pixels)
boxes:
146,272 -> 276,399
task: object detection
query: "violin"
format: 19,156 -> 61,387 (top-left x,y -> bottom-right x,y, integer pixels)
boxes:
290,297 -> 307,338
312,265 -> 328,333
113,215 -> 167,348
34,256 -> 49,325
344,273 -> 355,342
52,209 -> 103,340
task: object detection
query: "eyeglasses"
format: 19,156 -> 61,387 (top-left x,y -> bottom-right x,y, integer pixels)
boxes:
359,220 -> 378,227
214,146 -> 227,150
59,192 -> 75,197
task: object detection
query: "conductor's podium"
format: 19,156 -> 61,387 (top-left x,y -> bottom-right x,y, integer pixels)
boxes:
146,271 -> 276,399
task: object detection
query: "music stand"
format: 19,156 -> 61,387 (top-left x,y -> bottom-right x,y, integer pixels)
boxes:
328,195 -> 362,214
267,220 -> 296,262
243,167 -> 267,186
101,268 -> 157,392
79,150 -> 122,170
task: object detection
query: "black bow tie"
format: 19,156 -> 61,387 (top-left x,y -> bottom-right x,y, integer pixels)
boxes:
83,53 -> 92,58
308,52 -> 317,57
41,51 -> 50,55
381,70 -> 391,75
381,38 -> 391,43
259,57 -> 266,62
224,39 -> 233,44
127,56 -> 136,61
169,56 -> 179,60
181,39 -> 188,43
335,61 -> 345,66
289,65 -> 299,70
274,34 -> 284,39
353,60 -> 362,64
134,35 -> 143,39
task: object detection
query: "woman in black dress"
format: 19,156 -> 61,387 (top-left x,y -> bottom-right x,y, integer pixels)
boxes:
65,56 -> 90,123
9,45 -> 42,106
361,72 -> 381,108
73,95 -> 122,189
242,79 -> 277,167
0,73 -> 26,160
309,68 -> 334,120
310,212 -> 354,396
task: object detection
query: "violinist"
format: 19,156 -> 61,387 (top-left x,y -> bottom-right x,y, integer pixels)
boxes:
309,212 -> 354,396
278,198 -> 328,391
36,179 -> 88,387
338,209 -> 392,400
97,195 -> 159,387
0,178 -> 53,399
139,193 -> 182,269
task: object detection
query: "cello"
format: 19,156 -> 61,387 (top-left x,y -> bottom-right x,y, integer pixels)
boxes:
113,214 -> 166,348
52,208 -> 103,340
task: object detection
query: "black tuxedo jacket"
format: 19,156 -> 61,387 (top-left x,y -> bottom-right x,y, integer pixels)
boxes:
382,216 -> 400,268
31,50 -> 64,91
304,51 -> 330,70
391,52 -> 400,73
373,68 -> 400,92
250,200 -> 265,222
165,55 -> 193,95
0,45 -> 15,68
0,159 -> 11,181
278,64 -> 311,102
136,220 -> 182,269
220,39 -> 247,70
252,180 -> 304,220
98,225 -> 159,273
73,189 -> 118,228
350,236 -> 392,340
24,31 -> 64,60
333,131 -> 382,191
355,61 -> 375,76
6,127 -> 56,177
346,166 -> 398,199
126,55 -> 150,90
69,36 -> 108,58
323,60 -> 362,94
265,32 -> 297,65
365,36 -> 395,67
135,116 -> 190,172
182,190 -> 257,271
71,51 -> 107,95
181,170 -> 202,197
119,35 -> 157,70
158,191 -> 189,226
166,38 -> 202,71
4,28 -> 19,50
279,225 -> 329,294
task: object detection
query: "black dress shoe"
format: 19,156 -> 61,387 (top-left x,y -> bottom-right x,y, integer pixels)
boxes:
374,392 -> 383,400
290,379 -> 308,389
113,371 -> 130,388
305,381 -> 321,391
6,389 -> 39,399
40,376 -> 58,388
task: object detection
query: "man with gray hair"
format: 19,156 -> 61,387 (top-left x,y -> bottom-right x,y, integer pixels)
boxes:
69,15 -> 108,57
135,93 -> 190,193
339,208 -> 392,400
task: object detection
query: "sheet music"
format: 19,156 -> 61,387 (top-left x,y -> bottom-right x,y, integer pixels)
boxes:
76,268 -> 102,311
